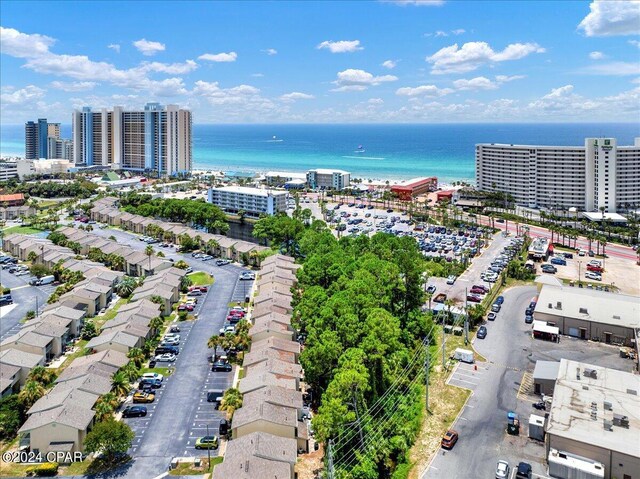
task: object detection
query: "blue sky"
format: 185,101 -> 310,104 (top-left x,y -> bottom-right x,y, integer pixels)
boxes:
1,0 -> 638,124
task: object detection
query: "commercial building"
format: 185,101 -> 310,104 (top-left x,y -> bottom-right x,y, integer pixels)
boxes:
207,186 -> 287,217
534,285 -> 640,346
72,103 -> 192,175
265,171 -> 307,187
306,168 -> 350,190
528,237 -> 551,261
476,138 -> 640,213
545,359 -> 640,479
391,177 -> 438,201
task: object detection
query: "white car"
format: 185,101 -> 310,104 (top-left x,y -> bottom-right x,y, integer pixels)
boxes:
164,334 -> 181,341
585,271 -> 602,281
142,372 -> 164,382
495,460 -> 510,479
219,325 -> 236,335
155,353 -> 177,362
231,306 -> 246,313
15,270 -> 30,276
446,275 -> 457,285
239,272 -> 255,280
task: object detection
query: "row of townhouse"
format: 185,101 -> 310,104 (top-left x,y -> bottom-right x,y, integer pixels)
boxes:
89,197 -> 270,265
56,226 -> 173,277
214,254 -> 305,479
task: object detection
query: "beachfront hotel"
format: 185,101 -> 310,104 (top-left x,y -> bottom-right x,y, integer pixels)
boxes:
72,103 -> 192,176
207,186 -> 287,217
476,138 -> 640,213
306,169 -> 351,190
25,118 -> 68,160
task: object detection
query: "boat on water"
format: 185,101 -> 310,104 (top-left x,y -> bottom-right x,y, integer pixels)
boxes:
354,145 -> 365,153
267,135 -> 284,142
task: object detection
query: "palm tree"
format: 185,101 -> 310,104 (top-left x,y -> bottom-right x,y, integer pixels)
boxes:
127,348 -> 145,368
148,316 -> 165,335
120,362 -> 140,382
116,276 -> 138,298
27,251 -> 38,263
111,371 -> 130,398
110,254 -> 125,272
94,396 -> 115,422
219,388 -> 243,419
28,366 -> 57,386
18,380 -> 45,409
145,245 -> 154,275
206,239 -> 219,256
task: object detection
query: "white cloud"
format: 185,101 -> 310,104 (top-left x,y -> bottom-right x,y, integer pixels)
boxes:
50,81 -> 97,92
578,0 -> 640,36
589,51 -> 606,60
198,52 -> 237,62
0,27 -> 55,58
138,60 -> 198,74
107,44 -> 120,53
452,29 -> 465,35
629,40 -> 640,48
544,85 -> 574,99
317,40 -> 363,53
396,84 -> 454,96
581,61 -> 640,76
279,92 -> 315,102
381,60 -> 397,69
453,76 -> 498,90
426,41 -> 545,74
0,85 -> 46,104
368,98 -> 384,104
251,73 -> 264,77
133,38 -> 165,56
435,31 -> 448,37
383,0 -> 445,6
495,74 -> 525,82
263,48 -> 278,55
331,69 -> 398,92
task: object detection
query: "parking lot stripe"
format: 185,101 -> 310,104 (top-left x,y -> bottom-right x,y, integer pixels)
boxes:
449,377 -> 478,386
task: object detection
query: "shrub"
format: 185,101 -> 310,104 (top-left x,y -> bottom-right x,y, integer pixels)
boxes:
26,462 -> 58,476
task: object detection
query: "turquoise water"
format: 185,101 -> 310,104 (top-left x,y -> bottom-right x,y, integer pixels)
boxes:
2,123 -> 638,182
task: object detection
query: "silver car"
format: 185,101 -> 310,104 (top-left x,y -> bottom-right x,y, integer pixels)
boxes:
495,460 -> 509,479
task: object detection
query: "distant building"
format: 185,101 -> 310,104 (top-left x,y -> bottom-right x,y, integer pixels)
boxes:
534,285 -> 640,346
306,169 -> 350,190
0,161 -> 19,182
391,177 -> 438,201
47,137 -> 73,160
72,103 -> 192,175
475,138 -> 640,213
265,171 -> 307,187
545,359 -> 640,479
208,186 -> 287,217
25,119 -> 65,160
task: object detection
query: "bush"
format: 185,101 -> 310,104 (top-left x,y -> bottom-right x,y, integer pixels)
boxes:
26,462 -> 58,476
0,394 -> 24,440
2,287 -> 10,294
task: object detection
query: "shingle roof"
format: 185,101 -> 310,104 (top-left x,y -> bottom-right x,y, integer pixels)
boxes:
54,372 -> 112,396
86,330 -> 139,349
28,386 -> 99,415
246,358 -> 302,379
243,348 -> 297,368
238,372 -> 298,394
19,404 -> 95,432
242,385 -> 303,410
0,348 -> 44,368
232,401 -> 298,429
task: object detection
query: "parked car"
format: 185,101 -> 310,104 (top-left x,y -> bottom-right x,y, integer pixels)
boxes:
495,460 -> 510,479
206,389 -> 225,407
212,360 -> 232,372
477,326 -> 487,339
169,326 -> 180,333
525,314 -> 534,324
550,257 -> 566,266
467,294 -> 482,303
178,303 -> 194,312
122,406 -> 147,418
487,312 -> 497,321
491,303 -> 501,313
187,290 -> 202,297
216,259 -> 231,266
585,271 -> 602,281
133,391 -> 155,403
495,296 -> 505,305
472,284 -> 490,294
426,284 -> 437,294
219,325 -> 236,336
515,462 -> 532,479
540,264 -> 557,274
470,286 -> 485,295
142,372 -> 163,382
154,353 -> 177,362
185,267 -> 193,274
155,346 -> 180,355
219,419 -> 230,437
446,275 -> 457,285
240,272 -> 255,280
441,429 -> 458,449
195,436 -> 219,450
139,378 -> 162,389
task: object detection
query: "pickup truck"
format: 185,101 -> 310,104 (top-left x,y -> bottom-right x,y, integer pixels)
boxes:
433,293 -> 447,304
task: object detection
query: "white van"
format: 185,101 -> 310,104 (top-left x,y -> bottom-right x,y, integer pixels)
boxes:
452,348 -> 475,364
37,275 -> 55,285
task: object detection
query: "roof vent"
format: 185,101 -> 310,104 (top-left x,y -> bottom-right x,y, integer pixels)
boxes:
626,389 -> 638,396
613,414 -> 629,429
603,419 -> 613,431
583,368 -> 597,379
603,401 -> 613,411
579,307 -> 588,314
556,302 -> 562,310
548,303 -> 553,309
613,315 -> 620,320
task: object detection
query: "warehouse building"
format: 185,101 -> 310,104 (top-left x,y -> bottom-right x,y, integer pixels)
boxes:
390,177 -> 438,201
545,359 -> 640,479
534,285 -> 640,346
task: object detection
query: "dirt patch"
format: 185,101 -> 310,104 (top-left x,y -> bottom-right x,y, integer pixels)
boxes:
296,442 -> 324,479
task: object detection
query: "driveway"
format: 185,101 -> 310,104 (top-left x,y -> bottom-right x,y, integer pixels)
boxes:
423,284 -> 632,479
0,271 -> 54,339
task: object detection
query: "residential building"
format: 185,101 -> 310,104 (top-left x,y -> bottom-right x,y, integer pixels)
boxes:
545,359 -> 640,479
264,171 -> 307,186
0,161 -> 19,181
72,103 -> 192,175
533,285 -> 640,346
25,119 -> 65,160
207,186 -> 287,217
391,177 -> 438,201
306,168 -> 350,190
475,137 -> 640,213
47,137 -> 73,160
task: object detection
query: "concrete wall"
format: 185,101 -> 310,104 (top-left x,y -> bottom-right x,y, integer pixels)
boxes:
533,377 -> 555,396
233,421 -> 294,441
534,312 -> 634,346
28,423 -> 85,454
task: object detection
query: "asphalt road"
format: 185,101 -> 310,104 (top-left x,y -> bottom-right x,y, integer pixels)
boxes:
423,284 -> 632,479
0,268 -> 55,340
88,226 -> 250,478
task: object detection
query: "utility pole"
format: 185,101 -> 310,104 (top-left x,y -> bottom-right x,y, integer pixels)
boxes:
352,384 -> 364,448
441,313 -> 446,370
206,423 -> 211,467
327,439 -> 335,479
424,343 -> 430,412
464,288 -> 469,345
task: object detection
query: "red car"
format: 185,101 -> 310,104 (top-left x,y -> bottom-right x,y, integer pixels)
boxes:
470,286 -> 485,295
189,286 -> 208,293
472,285 -> 490,294
178,303 -> 194,312
441,430 -> 458,449
467,294 -> 482,303
228,310 -> 245,318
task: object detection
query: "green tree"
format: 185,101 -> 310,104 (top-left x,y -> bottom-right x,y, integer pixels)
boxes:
18,380 -> 45,410
111,372 -> 130,398
81,320 -> 98,340
127,348 -> 145,368
27,251 -> 38,263
174,260 -> 189,270
94,396 -> 115,422
84,419 -> 134,460
116,277 -> 138,298
219,388 -> 243,419
27,366 -> 57,387
29,263 -> 51,278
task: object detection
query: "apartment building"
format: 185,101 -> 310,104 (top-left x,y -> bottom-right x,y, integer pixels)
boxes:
207,186 -> 287,217
475,138 -> 640,213
25,119 -> 50,160
306,168 -> 350,190
72,103 -> 192,175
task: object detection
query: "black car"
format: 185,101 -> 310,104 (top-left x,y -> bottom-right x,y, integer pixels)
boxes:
139,378 -> 162,389
122,406 -> 147,418
515,462 -> 532,479
219,418 -> 230,437
426,285 -> 437,294
155,346 -> 179,355
212,360 -> 232,372
525,314 -> 534,324
207,389 -> 225,407
169,326 -> 180,333
477,326 -> 487,339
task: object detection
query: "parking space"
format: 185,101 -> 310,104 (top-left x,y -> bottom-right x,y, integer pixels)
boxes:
231,277 -> 253,302
446,362 -> 485,392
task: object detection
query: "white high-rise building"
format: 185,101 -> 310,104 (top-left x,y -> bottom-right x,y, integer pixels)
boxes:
207,186 -> 287,217
475,138 -> 640,213
72,103 -> 192,175
306,169 -> 350,190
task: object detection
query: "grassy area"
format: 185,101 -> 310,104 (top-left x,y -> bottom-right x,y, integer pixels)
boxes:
168,456 -> 223,475
1,225 -> 43,235
62,455 -> 131,476
94,298 -> 129,329
0,460 -> 32,477
56,339 -> 88,372
141,366 -> 174,377
187,272 -> 214,286
37,200 -> 60,210
407,329 -> 474,479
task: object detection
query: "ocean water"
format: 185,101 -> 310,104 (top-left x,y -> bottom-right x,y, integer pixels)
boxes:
2,123 -> 638,183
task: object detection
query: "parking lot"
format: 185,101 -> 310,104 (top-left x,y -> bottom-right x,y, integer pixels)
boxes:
423,284 -> 634,479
